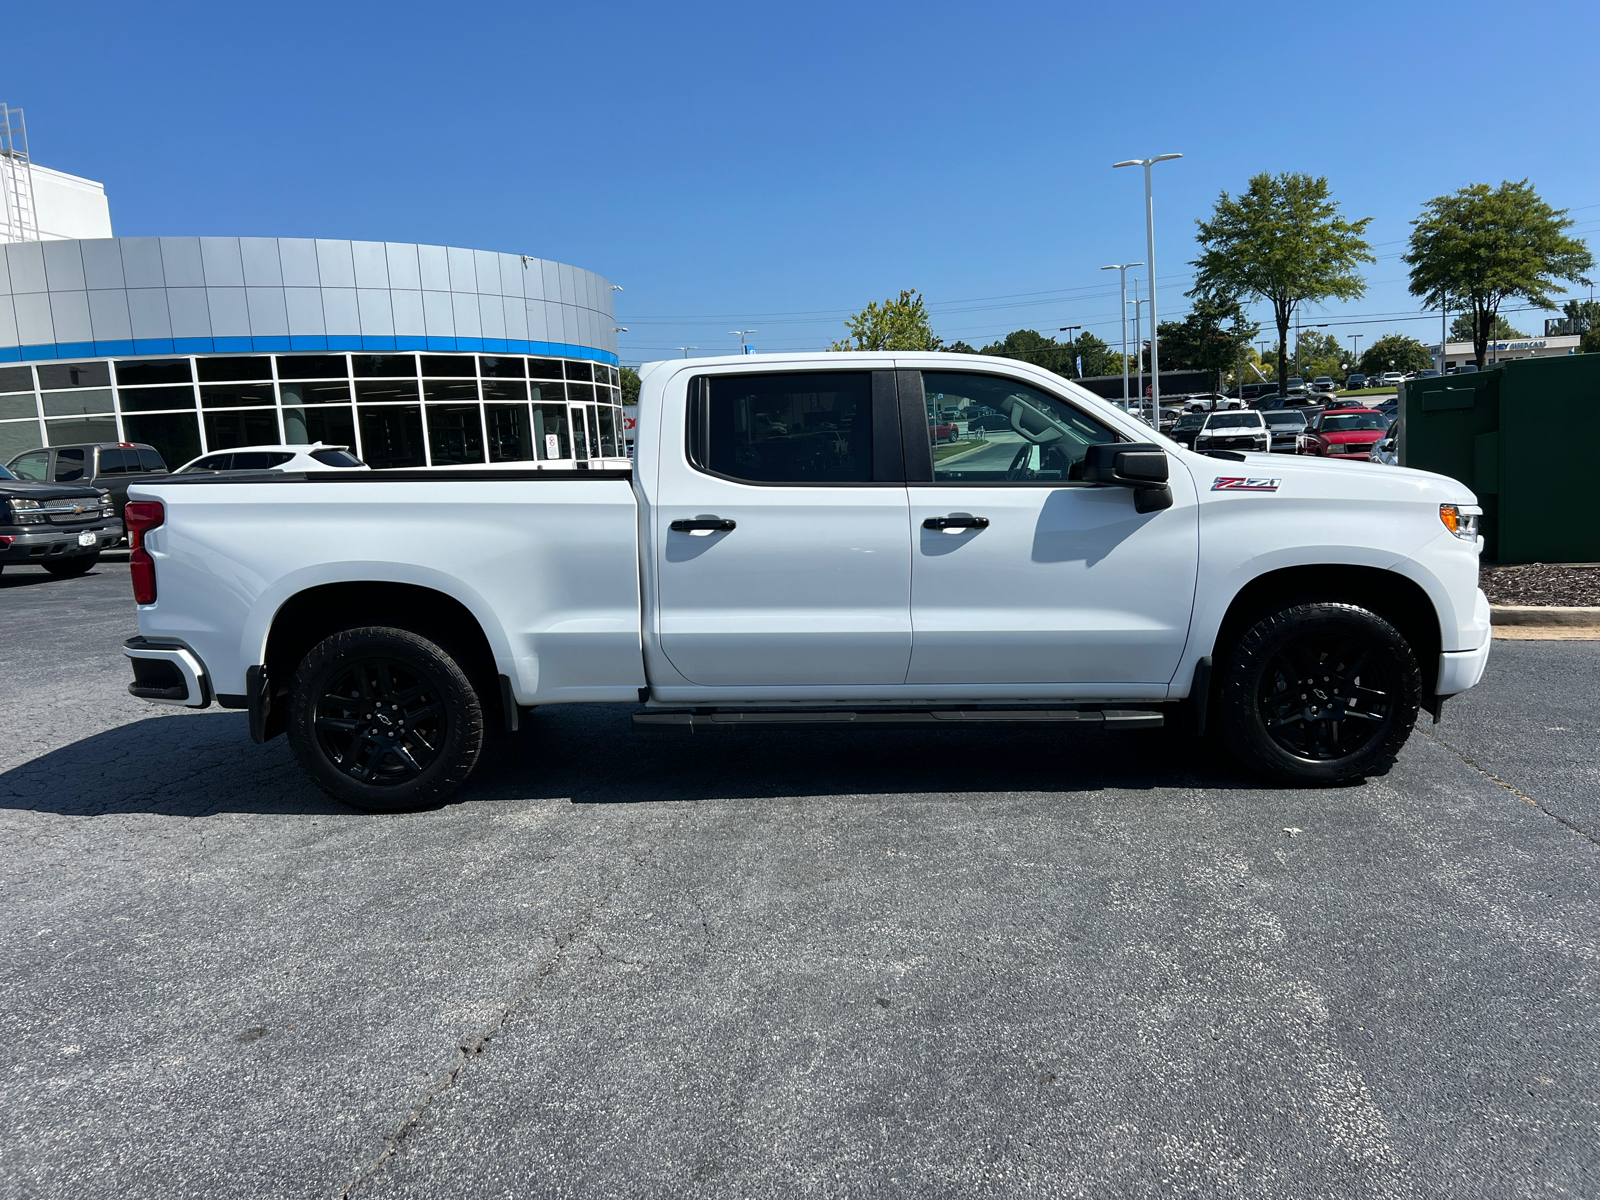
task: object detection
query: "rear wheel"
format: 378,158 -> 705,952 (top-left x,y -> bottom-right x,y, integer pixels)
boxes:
1218,601 -> 1420,785
286,626 -> 485,812
43,553 -> 98,577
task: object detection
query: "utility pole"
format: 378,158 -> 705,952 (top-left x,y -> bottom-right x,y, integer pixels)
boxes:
1101,263 -> 1142,408
1113,153 -> 1182,423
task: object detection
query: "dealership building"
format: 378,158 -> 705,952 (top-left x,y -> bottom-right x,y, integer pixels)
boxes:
0,235 -> 623,469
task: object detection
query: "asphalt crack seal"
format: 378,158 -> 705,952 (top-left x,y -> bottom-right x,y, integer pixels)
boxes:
340,814 -> 684,1197
1421,728 -> 1600,847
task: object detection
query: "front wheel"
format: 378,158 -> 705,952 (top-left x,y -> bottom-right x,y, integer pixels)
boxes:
43,553 -> 99,576
286,626 -> 485,812
1217,601 -> 1420,785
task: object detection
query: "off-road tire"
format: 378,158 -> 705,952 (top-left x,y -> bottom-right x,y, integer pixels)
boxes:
287,626 -> 484,812
43,553 -> 98,577
1218,601 -> 1420,785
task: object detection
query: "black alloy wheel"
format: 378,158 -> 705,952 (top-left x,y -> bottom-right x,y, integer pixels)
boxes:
1217,601 -> 1420,785
287,626 -> 484,811
314,658 -> 446,786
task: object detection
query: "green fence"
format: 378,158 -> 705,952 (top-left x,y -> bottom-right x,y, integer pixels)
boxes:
1400,355 -> 1600,563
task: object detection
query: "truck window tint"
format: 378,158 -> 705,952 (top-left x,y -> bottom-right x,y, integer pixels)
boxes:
694,372 -> 873,484
96,448 -> 134,475
10,451 -> 49,480
922,371 -> 1116,484
137,448 -> 168,473
54,448 -> 87,481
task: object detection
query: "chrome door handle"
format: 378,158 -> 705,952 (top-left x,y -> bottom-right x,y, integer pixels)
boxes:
923,516 -> 989,533
670,518 -> 736,535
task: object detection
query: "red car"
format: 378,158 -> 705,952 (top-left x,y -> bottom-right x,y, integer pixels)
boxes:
1296,408 -> 1392,460
929,421 -> 959,443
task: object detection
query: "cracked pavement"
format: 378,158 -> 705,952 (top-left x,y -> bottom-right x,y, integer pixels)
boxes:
1,560 -> 1596,1199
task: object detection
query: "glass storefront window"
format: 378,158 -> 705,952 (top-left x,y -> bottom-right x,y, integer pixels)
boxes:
283,406 -> 355,447
423,379 -> 479,404
200,383 -> 275,408
43,389 -> 114,417
478,356 -> 526,379
47,416 -> 120,446
277,355 -> 347,380
566,362 -> 594,383
421,355 -> 475,378
486,404 -> 534,462
279,381 -> 350,405
481,379 -> 527,403
119,413 -> 200,466
425,405 -> 485,465
528,358 -> 562,381
120,386 -> 197,412
197,356 -> 273,382
0,396 -> 35,421
355,380 -> 421,404
116,359 -> 192,386
38,362 -> 111,390
585,406 -> 602,460
570,407 -> 590,460
0,365 -> 33,393
205,409 -> 281,450
532,402 -> 570,460
0,420 -> 41,461
567,382 -> 594,405
597,405 -> 618,458
359,406 -> 426,469
352,354 -> 418,378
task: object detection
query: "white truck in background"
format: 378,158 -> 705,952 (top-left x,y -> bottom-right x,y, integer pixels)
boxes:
123,352 -> 1490,811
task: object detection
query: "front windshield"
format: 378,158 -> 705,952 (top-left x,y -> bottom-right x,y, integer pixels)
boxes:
0,463 -> 14,481
1263,412 -> 1306,428
1174,414 -> 1205,431
1321,412 -> 1390,432
1206,413 -> 1258,429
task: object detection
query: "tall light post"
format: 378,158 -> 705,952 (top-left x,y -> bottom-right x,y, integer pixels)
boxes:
1101,262 -> 1142,407
676,346 -> 697,358
1059,325 -> 1082,378
1349,333 -> 1362,374
1130,296 -> 1148,409
729,329 -> 756,355
1113,153 -> 1182,421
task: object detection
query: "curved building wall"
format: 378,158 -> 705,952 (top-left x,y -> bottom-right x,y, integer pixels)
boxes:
0,238 -> 624,470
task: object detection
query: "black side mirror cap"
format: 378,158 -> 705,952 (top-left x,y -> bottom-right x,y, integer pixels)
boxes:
1082,442 -> 1169,487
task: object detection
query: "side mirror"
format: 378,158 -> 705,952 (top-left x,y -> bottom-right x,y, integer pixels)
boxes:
1082,442 -> 1173,514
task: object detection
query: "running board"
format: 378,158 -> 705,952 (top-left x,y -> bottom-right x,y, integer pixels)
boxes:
633,708 -> 1164,732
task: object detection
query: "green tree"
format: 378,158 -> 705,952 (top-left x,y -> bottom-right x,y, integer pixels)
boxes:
1556,298 -> 1600,336
1449,312 -> 1524,341
1359,334 -> 1432,378
945,340 -> 978,355
1404,180 -> 1593,368
1156,293 -> 1260,390
830,289 -> 944,351
1293,330 -> 1345,381
978,328 -> 1075,376
1584,326 -> 1600,355
1191,172 -> 1374,396
619,366 -> 641,406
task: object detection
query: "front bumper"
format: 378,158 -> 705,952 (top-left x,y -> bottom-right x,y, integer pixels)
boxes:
124,636 -> 212,708
0,521 -> 122,562
1437,588 -> 1492,697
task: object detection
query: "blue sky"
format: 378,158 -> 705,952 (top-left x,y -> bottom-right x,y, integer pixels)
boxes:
13,0 -> 1598,366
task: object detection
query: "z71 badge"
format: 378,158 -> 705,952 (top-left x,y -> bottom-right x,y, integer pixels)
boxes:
1212,477 -> 1281,492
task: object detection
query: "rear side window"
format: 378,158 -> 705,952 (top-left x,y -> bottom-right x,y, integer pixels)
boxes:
54,448 -> 87,481
97,447 -> 134,475
309,448 -> 363,467
137,449 -> 168,473
231,451 -> 294,470
688,372 -> 873,484
191,454 -> 232,471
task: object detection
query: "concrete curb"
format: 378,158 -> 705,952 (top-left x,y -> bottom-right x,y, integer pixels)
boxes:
1491,605 -> 1600,628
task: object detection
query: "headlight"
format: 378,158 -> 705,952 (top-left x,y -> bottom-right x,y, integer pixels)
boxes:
7,498 -> 44,524
97,489 -> 114,517
1439,504 -> 1480,540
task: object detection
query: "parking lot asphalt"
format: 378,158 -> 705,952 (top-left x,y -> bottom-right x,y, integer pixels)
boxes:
1,560 -> 1595,1200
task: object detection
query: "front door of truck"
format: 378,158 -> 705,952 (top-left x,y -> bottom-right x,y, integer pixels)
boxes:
904,369 -> 1199,687
652,368 -> 912,688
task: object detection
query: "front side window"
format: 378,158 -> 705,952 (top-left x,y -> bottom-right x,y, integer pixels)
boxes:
10,451 -> 49,481
922,371 -> 1116,483
689,371 -> 873,484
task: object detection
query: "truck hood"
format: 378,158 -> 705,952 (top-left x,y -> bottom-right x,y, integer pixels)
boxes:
1183,449 -> 1477,506
0,479 -> 105,502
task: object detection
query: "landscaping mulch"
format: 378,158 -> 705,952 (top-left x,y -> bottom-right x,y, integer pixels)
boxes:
1481,562 -> 1600,607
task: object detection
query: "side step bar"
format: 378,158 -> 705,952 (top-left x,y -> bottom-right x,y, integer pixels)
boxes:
633,708 -> 1163,732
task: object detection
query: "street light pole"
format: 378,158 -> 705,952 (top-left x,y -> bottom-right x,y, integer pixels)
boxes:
729,330 -> 756,355
1101,262 -> 1142,408
1114,153 -> 1182,424
1349,333 -> 1362,373
1058,325 -> 1081,378
1131,296 -> 1148,408
676,346 -> 697,358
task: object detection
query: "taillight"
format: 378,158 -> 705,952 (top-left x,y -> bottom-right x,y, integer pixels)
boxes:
125,500 -> 164,605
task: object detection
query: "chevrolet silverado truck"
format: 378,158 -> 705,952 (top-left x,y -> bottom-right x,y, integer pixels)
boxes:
0,461 -> 121,576
122,352 -> 1491,811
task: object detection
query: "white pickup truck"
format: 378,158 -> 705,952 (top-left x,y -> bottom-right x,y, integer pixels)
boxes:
122,352 -> 1491,810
